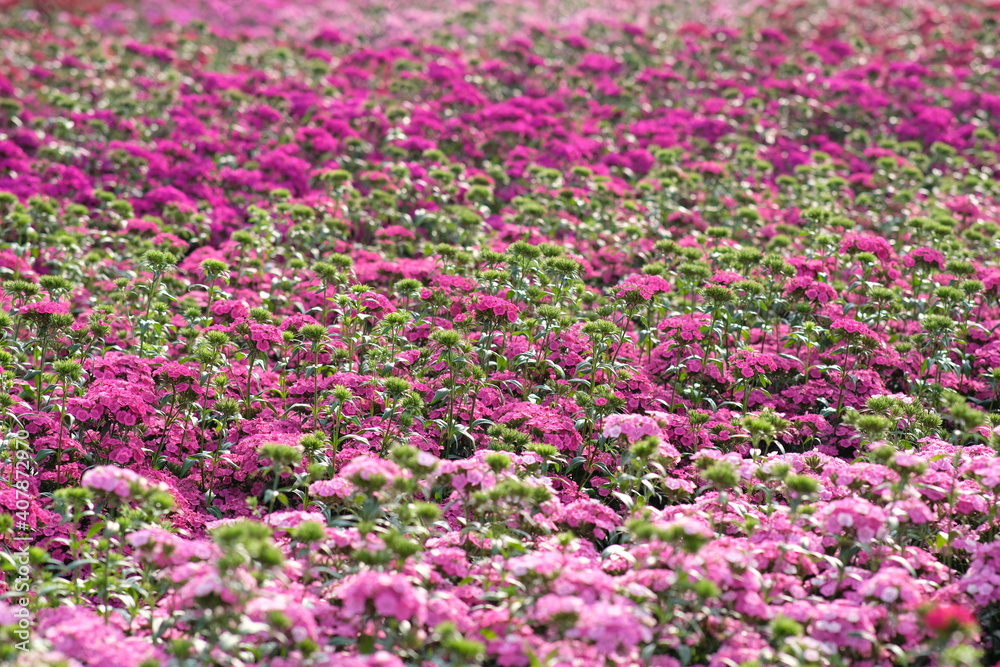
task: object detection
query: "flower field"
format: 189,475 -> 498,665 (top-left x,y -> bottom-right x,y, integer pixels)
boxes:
3,0 -> 1000,664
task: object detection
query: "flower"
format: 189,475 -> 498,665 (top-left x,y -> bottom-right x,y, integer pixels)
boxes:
336,571 -> 427,625
615,274 -> 671,301
465,293 -> 519,323
601,413 -> 662,442
839,234 -> 896,261
81,466 -> 144,499
784,276 -> 838,303
815,498 -> 887,544
904,247 -> 946,271
924,604 -> 977,634
232,317 -> 283,352
338,454 -> 409,494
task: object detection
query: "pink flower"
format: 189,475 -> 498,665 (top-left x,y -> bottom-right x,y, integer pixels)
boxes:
376,225 -> 416,240
829,317 -> 882,345
601,413 -> 662,442
168,562 -> 251,608
924,604 -> 977,633
19,300 -> 70,317
356,291 -> 396,317
232,317 -> 283,352
903,247 -> 946,271
839,233 -> 896,261
784,276 -> 838,303
730,349 -> 779,379
338,454 -> 409,494
309,477 -> 354,499
81,465 -> 143,499
615,274 -> 671,300
815,498 -> 886,543
466,293 -> 519,323
336,571 -> 427,624
553,499 -> 619,539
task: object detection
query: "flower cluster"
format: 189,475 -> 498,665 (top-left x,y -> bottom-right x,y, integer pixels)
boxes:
0,1 -> 998,665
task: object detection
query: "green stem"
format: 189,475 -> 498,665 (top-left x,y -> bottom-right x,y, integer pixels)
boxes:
34,331 -> 50,411
137,273 -> 161,358
56,380 -> 69,484
244,349 -> 258,413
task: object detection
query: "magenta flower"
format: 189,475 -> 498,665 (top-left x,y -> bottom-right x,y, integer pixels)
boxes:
601,413 -> 662,442
815,498 -> 887,544
465,293 -> 519,323
81,465 -> 145,499
784,276 -> 838,303
903,246 -> 946,271
839,233 -> 896,262
336,571 -> 427,625
615,274 -> 671,301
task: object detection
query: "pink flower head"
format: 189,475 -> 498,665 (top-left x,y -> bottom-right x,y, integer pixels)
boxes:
81,465 -> 144,499
815,498 -> 886,543
232,317 -> 283,352
730,349 -> 779,379
903,247 -> 946,272
601,413 -> 662,442
309,477 -> 354,499
376,225 -> 416,240
336,571 -> 427,624
784,276 -> 838,303
466,293 -> 519,323
616,274 -> 671,301
839,233 -> 896,262
339,454 -> 408,494
829,317 -> 882,345
924,604 -> 977,633
19,300 -> 70,316
356,291 -> 396,317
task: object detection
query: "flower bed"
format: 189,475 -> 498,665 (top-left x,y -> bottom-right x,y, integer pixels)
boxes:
1,0 -> 1000,665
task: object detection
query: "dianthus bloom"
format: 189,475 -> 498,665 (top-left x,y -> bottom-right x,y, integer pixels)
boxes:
167,561 -> 251,609
375,225 -> 416,240
784,276 -> 838,303
264,510 -> 327,530
231,317 -> 283,352
493,401 -> 582,452
19,300 -> 69,317
339,454 -> 408,494
903,246 -> 946,272
553,499 -> 619,539
857,566 -> 923,606
924,604 -> 977,634
309,477 -> 354,499
81,465 -> 146,499
815,498 -> 886,543
355,291 -> 396,319
336,571 -> 427,624
602,413 -> 662,442
730,349 -> 779,379
128,528 -> 218,567
35,607 -> 164,666
19,300 -> 70,329
658,313 -> 710,342
709,271 -> 744,285
465,293 -> 519,323
573,601 -> 654,652
839,233 -> 896,261
960,541 -> 1000,606
615,274 -> 671,301
69,378 -> 155,426
829,317 -> 881,344
153,361 -> 201,394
